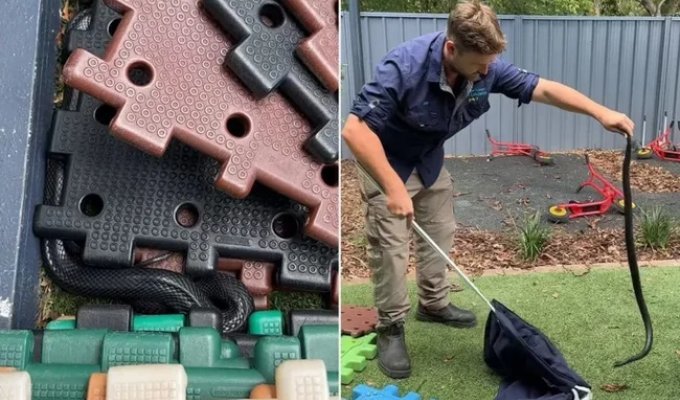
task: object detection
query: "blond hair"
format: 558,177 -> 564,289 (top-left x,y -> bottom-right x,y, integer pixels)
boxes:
447,0 -> 506,55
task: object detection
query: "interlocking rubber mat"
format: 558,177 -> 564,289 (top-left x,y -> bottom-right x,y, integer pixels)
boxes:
62,0 -> 338,246
203,0 -> 338,164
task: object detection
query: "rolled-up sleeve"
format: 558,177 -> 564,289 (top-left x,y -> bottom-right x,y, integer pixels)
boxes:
349,53 -> 409,134
490,58 -> 539,106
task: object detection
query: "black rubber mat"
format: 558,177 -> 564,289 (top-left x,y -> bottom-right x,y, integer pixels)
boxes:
203,0 -> 338,164
34,1 -> 336,292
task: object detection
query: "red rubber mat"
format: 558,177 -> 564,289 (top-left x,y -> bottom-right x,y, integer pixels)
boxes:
341,305 -> 378,337
282,0 -> 338,93
218,258 -> 275,311
203,0 -> 339,165
62,0 -> 338,247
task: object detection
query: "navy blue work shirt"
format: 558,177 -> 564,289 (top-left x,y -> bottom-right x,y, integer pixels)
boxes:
350,31 -> 540,187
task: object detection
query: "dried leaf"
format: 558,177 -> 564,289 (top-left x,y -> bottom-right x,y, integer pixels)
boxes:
600,383 -> 628,393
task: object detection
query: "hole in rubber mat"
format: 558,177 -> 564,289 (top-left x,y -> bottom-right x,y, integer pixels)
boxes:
226,113 -> 251,138
79,194 -> 104,217
93,104 -> 117,125
259,3 -> 285,28
107,18 -> 121,37
321,164 -> 339,187
126,61 -> 153,86
175,203 -> 199,228
272,213 -> 299,239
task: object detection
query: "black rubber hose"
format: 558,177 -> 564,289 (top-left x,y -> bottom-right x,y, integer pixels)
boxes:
614,135 -> 653,367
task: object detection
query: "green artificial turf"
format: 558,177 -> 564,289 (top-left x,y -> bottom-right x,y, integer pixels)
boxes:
342,266 -> 680,399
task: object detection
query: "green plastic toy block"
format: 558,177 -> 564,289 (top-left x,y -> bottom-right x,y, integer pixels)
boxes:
220,339 -> 240,360
132,314 -> 186,333
0,330 -> 33,369
340,333 -> 377,385
328,370 -> 339,396
185,368 -> 266,400
26,364 -> 100,400
248,310 -> 283,336
178,327 -> 248,369
253,336 -> 300,383
101,332 -> 176,370
42,329 -> 107,365
299,324 -> 339,369
44,319 -> 76,331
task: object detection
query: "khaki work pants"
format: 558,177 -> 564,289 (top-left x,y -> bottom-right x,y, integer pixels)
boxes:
360,166 -> 455,327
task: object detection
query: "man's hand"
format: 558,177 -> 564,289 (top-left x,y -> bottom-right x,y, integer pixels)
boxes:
386,185 -> 414,221
596,109 -> 635,137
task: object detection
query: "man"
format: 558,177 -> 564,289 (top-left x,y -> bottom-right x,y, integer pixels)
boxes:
342,0 -> 634,379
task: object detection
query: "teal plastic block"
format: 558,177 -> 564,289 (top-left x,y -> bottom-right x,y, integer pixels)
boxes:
179,327 -> 248,369
299,324 -> 339,373
42,329 -> 107,365
0,330 -> 33,369
220,339 -> 240,360
328,371 -> 339,396
248,310 -> 283,336
132,314 -> 185,333
101,332 -> 176,370
185,368 -> 265,400
253,336 -> 300,383
44,319 -> 75,331
26,363 -> 100,400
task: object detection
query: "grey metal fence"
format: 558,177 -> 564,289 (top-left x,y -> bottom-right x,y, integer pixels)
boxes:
340,12 -> 680,157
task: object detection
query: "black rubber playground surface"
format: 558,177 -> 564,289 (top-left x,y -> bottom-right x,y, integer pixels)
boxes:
445,153 -> 680,232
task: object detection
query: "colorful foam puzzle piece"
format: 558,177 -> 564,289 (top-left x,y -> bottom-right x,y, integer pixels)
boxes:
340,333 -> 377,385
61,0 -> 339,247
352,384 -> 422,400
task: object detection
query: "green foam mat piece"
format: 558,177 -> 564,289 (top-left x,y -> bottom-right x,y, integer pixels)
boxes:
132,314 -> 186,333
44,319 -> 76,331
185,367 -> 266,400
179,327 -> 248,369
0,330 -> 33,369
340,333 -> 377,385
101,332 -> 176,370
42,329 -> 107,365
252,336 -> 300,383
299,324 -> 339,373
248,310 -> 284,336
26,363 -> 100,400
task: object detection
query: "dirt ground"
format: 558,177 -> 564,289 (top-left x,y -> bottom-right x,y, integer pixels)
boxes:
341,150 -> 680,280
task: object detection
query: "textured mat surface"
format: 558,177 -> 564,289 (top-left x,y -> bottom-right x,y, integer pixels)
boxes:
282,0 -> 338,93
203,0 -> 339,164
62,0 -> 338,246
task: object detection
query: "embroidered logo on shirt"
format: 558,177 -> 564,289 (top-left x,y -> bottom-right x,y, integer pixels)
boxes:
468,87 -> 488,103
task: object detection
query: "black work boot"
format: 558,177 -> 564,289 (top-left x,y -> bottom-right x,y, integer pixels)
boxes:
416,303 -> 477,328
376,322 -> 411,379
